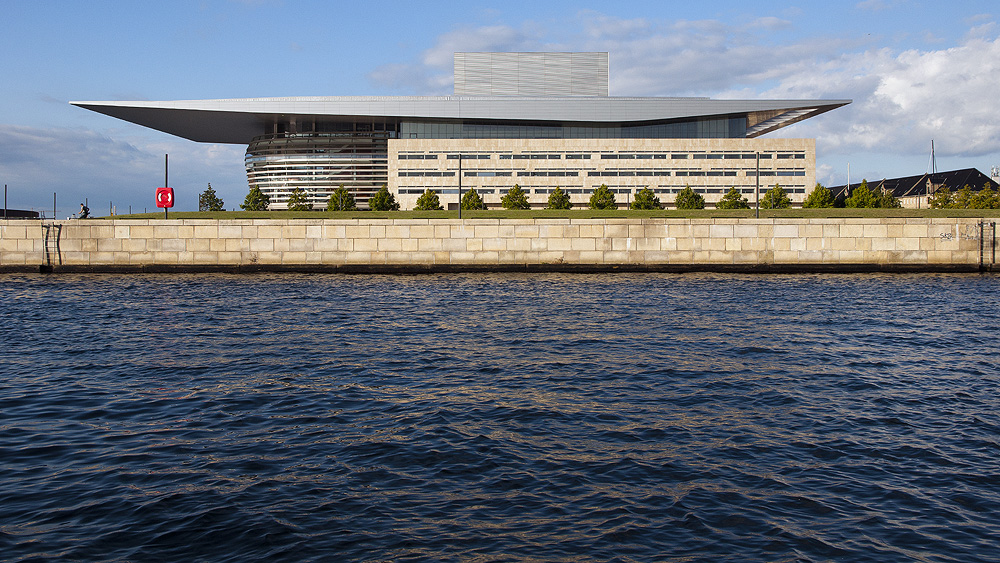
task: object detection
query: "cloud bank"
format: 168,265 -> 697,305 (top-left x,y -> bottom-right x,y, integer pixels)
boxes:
368,12 -> 1000,165
0,125 -> 245,213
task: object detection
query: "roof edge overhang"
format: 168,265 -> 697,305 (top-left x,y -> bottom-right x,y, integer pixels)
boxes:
71,96 -> 852,144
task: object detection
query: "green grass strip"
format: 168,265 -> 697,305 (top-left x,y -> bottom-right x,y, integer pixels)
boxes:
104,208 -> 1000,220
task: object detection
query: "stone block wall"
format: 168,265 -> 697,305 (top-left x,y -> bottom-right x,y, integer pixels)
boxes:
0,217 -> 993,273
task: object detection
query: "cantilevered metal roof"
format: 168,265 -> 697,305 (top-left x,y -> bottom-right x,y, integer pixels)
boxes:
71,96 -> 850,144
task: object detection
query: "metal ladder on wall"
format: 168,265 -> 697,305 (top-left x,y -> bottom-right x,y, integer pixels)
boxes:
41,222 -> 61,272
980,221 -> 997,272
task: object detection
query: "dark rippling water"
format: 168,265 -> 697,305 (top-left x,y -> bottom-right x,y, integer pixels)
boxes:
2,272 -> 999,562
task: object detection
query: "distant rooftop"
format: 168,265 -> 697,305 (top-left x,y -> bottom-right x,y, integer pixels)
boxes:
830,168 -> 998,198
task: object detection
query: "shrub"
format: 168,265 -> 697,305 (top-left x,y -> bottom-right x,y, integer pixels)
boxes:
286,187 -> 313,211
240,185 -> 269,211
845,181 -> 879,208
716,187 -> 749,209
327,185 -> 357,211
588,184 -> 617,210
928,186 -> 952,209
630,187 -> 662,210
971,185 -> 1000,209
414,188 -> 443,210
547,186 -> 572,209
877,189 -> 902,209
674,186 -> 705,209
368,184 -> 400,211
760,184 -> 791,209
803,183 -> 835,208
933,184 -> 1000,209
461,187 -> 486,210
199,183 -> 225,212
501,184 -> 530,210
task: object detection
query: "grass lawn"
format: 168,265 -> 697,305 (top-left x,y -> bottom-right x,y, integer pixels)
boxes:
104,208 -> 1000,220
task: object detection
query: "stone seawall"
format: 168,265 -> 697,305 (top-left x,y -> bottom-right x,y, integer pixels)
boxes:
0,217 -> 995,273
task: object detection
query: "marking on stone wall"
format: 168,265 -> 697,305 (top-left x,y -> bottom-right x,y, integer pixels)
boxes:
940,224 -> 982,241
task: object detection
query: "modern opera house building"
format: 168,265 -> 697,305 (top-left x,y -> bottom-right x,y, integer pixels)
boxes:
73,52 -> 849,209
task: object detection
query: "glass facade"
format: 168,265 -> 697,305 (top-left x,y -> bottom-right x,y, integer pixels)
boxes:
246,116 -> 755,208
400,117 -> 747,139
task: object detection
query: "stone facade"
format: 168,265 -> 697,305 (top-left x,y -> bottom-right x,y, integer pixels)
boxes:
1,218 -> 993,273
391,138 -> 814,210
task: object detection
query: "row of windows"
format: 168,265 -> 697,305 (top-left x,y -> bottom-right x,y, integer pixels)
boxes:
398,171 -> 456,177
518,171 -> 579,177
399,186 -> 808,195
499,154 -> 563,160
397,152 -> 807,161
399,170 -> 807,178
464,171 -> 512,177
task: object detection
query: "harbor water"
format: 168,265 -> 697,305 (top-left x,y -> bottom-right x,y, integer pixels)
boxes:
1,272 -> 999,562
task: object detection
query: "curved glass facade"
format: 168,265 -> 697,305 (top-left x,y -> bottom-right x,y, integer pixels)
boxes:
245,133 -> 389,209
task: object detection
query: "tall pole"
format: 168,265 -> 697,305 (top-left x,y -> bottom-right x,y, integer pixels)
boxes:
458,152 -> 463,219
164,154 -> 169,219
53,192 -> 56,220
755,152 -> 760,219
4,184 -> 7,219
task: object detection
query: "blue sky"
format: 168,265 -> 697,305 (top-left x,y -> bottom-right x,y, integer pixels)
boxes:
2,0 -> 999,213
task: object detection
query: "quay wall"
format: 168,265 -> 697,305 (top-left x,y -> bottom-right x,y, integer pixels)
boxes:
0,217 -> 994,273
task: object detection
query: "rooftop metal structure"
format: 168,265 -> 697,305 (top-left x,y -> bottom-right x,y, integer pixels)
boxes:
70,96 -> 850,144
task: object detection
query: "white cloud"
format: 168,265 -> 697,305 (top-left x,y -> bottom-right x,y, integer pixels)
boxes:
764,34 -> 1000,159
368,25 -> 545,94
0,125 -> 245,213
365,11 -> 1000,170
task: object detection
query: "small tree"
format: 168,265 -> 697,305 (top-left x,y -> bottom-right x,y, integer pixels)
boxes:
845,180 -> 878,208
928,186 -> 953,209
952,185 -> 976,209
630,187 -> 662,210
971,184 -> 1000,209
368,184 -> 400,211
414,188 -> 444,210
286,187 -> 313,211
674,186 -> 705,209
876,188 -> 902,209
241,185 -> 270,211
803,183 -> 835,208
547,186 -> 572,210
327,185 -> 357,211
588,184 -> 617,210
461,187 -> 486,210
716,187 -> 749,209
501,184 -> 530,210
199,183 -> 225,212
760,184 -> 792,209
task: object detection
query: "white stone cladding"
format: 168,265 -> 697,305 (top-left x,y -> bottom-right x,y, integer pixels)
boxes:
390,138 -> 815,210
2,218 -> 991,272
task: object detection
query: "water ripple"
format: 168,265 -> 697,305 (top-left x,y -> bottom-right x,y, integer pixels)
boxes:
2,272 -> 999,562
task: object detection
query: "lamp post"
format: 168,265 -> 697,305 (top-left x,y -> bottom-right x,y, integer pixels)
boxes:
457,152 -> 463,219
755,151 -> 760,219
